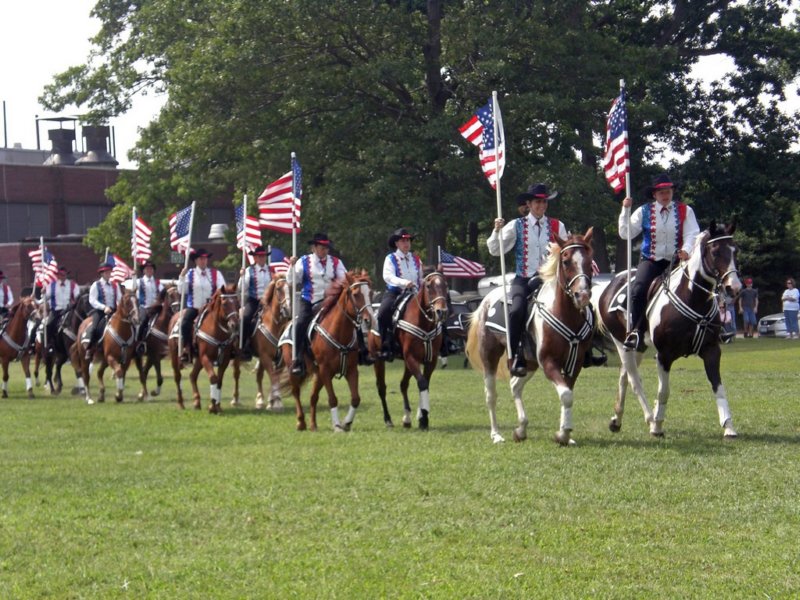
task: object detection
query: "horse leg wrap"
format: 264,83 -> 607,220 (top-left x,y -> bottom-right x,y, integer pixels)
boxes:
2,381 -> 8,393
345,405 -> 357,423
25,377 -> 32,391
116,377 -> 124,391
419,389 -> 431,413
88,363 -> 94,376
210,384 -> 221,404
330,406 -> 341,427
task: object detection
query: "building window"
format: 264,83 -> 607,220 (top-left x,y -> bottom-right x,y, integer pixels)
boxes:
0,203 -> 50,242
66,205 -> 111,234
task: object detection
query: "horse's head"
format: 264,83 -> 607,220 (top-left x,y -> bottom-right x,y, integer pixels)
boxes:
548,227 -> 594,310
216,284 -> 241,331
694,220 -> 742,295
345,269 -> 374,326
265,274 -> 291,322
420,271 -> 449,324
164,285 -> 181,315
116,292 -> 140,326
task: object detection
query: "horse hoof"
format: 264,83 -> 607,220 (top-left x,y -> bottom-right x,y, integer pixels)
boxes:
296,421 -> 307,431
343,421 -> 353,432
609,417 -> 622,433
137,393 -> 145,402
385,420 -> 394,428
86,398 -> 94,405
1,390 -> 6,399
115,394 -> 123,403
70,387 -> 81,396
491,432 -> 506,444
554,430 -> 573,446
724,430 -> 738,439
512,429 -> 527,443
193,400 -> 201,410
270,399 -> 284,412
27,390 -> 34,399
150,389 -> 160,397
255,398 -> 266,410
177,401 -> 185,410
208,402 -> 221,415
418,410 -> 429,431
230,398 -> 240,407
334,424 -> 346,433
650,431 -> 665,438
50,388 -> 58,397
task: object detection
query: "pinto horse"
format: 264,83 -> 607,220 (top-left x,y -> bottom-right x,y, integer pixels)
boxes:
134,285 -> 181,401
597,222 -> 741,438
368,271 -> 449,429
282,270 -> 374,432
249,274 -> 291,410
72,292 -> 140,405
168,284 -> 240,413
466,229 -> 595,445
0,297 -> 41,398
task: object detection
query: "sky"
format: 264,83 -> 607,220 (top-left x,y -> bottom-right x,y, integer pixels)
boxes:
1,2 -> 797,171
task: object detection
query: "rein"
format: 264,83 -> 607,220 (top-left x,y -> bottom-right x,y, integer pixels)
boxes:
312,280 -> 370,378
557,244 -> 592,300
196,294 -> 240,355
398,273 -> 447,362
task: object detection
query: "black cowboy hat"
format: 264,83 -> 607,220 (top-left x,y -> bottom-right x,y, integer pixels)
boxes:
138,260 -> 156,270
97,262 -> 113,273
57,266 -> 68,275
307,233 -> 332,247
387,228 -> 415,249
645,173 -> 675,199
248,245 -> 270,256
190,248 -> 212,260
516,182 -> 559,204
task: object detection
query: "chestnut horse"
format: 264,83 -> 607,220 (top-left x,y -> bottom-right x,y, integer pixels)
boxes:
597,222 -> 741,438
72,292 -> 140,405
249,274 -> 291,410
466,229 -> 595,445
368,271 -> 449,429
1,297 -> 41,398
134,285 -> 181,401
282,270 -> 374,432
168,284 -> 240,413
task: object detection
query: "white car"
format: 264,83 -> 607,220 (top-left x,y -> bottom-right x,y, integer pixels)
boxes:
758,313 -> 788,338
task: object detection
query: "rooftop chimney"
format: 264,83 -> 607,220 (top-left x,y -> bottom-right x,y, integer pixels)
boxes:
75,125 -> 118,167
43,128 -> 77,165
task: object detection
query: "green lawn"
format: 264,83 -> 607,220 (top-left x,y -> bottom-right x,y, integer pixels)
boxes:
1,338 -> 798,598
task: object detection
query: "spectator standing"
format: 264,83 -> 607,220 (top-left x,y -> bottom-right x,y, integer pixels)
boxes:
738,278 -> 759,338
781,277 -> 799,339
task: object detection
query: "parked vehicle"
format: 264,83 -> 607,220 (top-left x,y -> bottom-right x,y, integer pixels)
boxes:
758,313 -> 788,338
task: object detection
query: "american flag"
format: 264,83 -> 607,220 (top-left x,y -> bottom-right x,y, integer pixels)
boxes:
440,249 -> 486,278
28,247 -> 59,285
258,156 -> 302,234
235,204 -> 262,264
603,90 -> 629,193
108,254 -> 133,284
132,209 -> 153,264
267,246 -> 292,275
459,97 -> 505,189
168,204 -> 193,253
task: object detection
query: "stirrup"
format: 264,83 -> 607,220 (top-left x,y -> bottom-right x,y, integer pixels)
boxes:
508,355 -> 527,377
291,359 -> 305,376
719,331 -> 735,344
623,331 -> 639,350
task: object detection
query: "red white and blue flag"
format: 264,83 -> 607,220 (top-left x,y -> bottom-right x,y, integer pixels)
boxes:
108,254 -> 133,284
28,247 -> 59,285
235,204 -> 262,264
267,246 -> 292,275
440,249 -> 486,278
258,156 -> 302,234
132,209 -> 153,264
459,97 -> 505,189
603,90 -> 629,193
168,204 -> 193,254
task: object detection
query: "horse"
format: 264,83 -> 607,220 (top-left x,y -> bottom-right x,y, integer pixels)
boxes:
0,297 -> 42,398
168,284 -> 240,413
466,229 -> 596,445
134,285 -> 181,401
37,291 -> 91,395
368,271 -> 449,429
247,274 -> 291,411
282,270 -> 374,432
597,221 -> 741,438
71,291 -> 140,405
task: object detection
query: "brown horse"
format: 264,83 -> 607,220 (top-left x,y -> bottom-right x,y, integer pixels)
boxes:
282,270 -> 374,432
597,222 -> 741,438
134,285 -> 181,401
249,274 -> 291,410
368,271 -> 449,429
168,284 -> 240,413
466,229 -> 595,445
1,297 -> 41,398
72,291 -> 140,405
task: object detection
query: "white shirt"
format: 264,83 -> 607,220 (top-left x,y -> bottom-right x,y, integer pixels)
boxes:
89,278 -> 119,311
383,250 -> 422,291
240,264 -> 271,300
619,201 -> 700,261
487,214 -> 568,278
138,275 -> 165,308
1,282 -> 13,308
45,279 -> 80,311
180,268 -> 226,308
287,254 -> 346,304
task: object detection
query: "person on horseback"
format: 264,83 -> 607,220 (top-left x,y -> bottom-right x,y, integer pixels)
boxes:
376,228 -> 424,361
40,267 -> 80,354
135,260 -> 165,356
618,173 -> 700,351
0,270 -> 12,323
84,262 -> 121,360
487,183 -> 568,377
238,245 -> 271,361
287,233 -> 347,376
178,249 -> 226,364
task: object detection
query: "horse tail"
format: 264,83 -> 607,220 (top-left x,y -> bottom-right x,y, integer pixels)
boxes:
595,302 -> 609,337
465,306 -> 484,374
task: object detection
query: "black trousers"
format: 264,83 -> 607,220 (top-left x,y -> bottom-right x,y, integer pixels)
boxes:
377,290 -> 401,344
137,305 -> 162,342
180,307 -> 199,348
45,310 -> 64,345
507,276 -> 531,355
293,299 -> 314,360
241,297 -> 260,347
629,259 -> 671,333
88,309 -> 108,346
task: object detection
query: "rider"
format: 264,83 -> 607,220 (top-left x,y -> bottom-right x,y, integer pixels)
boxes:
84,262 -> 121,360
178,249 -> 227,364
487,183 -> 568,377
237,245 -> 271,361
618,173 -> 700,351
135,260 -> 165,356
0,270 -> 12,323
376,228 -> 423,361
287,233 -> 347,377
41,267 -> 80,354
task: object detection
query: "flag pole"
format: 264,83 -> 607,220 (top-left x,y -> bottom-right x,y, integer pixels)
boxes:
177,201 -> 196,359
40,236 -> 48,350
131,207 -> 138,298
290,152 -> 298,364
239,194 -> 248,352
621,79 -> 633,333
437,245 -> 442,272
492,91 -> 513,358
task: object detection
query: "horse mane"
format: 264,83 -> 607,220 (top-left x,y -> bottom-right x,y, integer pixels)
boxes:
320,277 -> 348,315
263,274 -> 284,307
538,234 -> 593,282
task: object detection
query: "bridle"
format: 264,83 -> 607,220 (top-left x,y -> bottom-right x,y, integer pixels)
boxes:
272,277 -> 292,322
413,272 -> 448,324
557,243 -> 592,301
340,280 -> 372,328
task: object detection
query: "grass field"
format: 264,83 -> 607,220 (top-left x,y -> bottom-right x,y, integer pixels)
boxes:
1,338 -> 798,598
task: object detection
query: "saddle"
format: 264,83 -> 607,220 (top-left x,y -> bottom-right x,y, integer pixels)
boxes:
483,293 -> 536,362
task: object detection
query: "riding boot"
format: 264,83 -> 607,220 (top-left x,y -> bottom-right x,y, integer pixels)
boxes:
583,348 -> 608,368
623,329 -> 646,352
356,329 -> 373,366
508,342 -> 527,377
378,328 -> 394,362
439,328 -> 450,357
